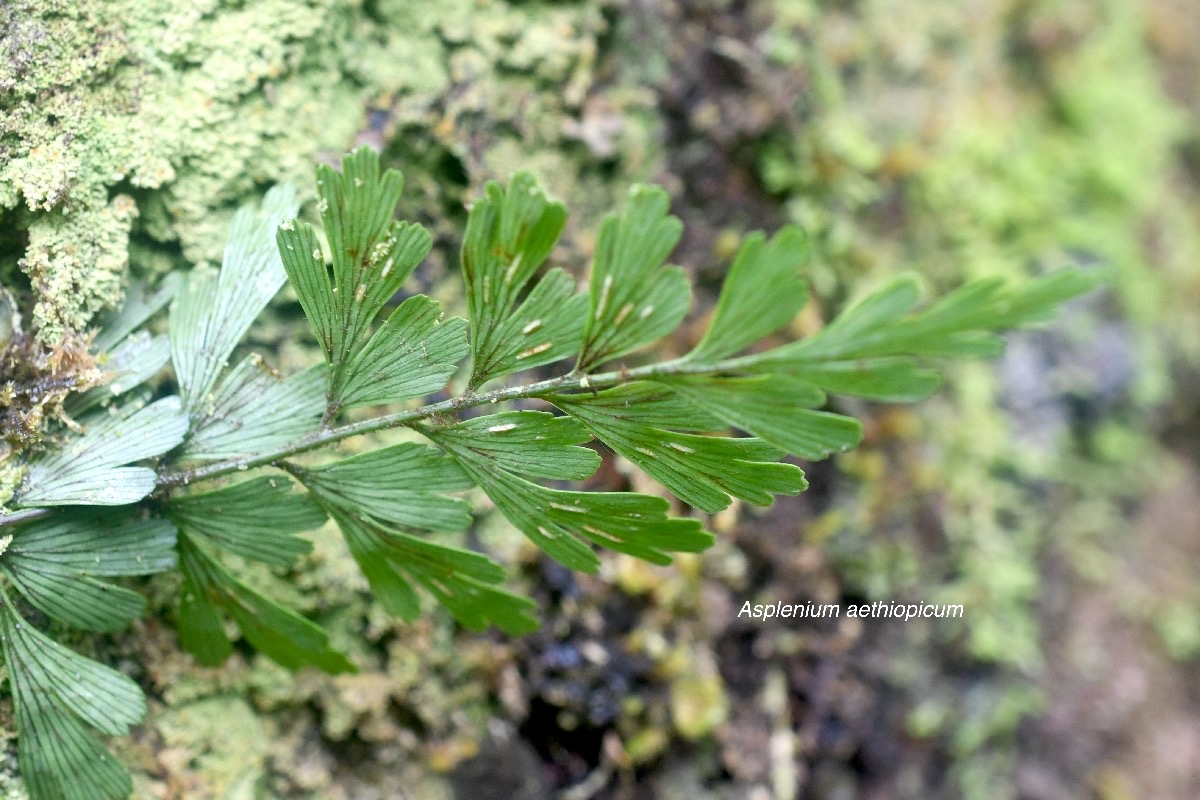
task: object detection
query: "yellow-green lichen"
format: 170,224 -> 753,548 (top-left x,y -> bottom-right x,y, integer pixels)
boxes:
2,0 -> 358,341
2,0 -> 644,345
150,697 -> 272,798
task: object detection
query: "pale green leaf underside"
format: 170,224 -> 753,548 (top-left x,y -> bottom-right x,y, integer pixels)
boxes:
170,185 -> 300,411
15,397 -> 187,507
67,331 -> 171,415
70,276 -> 178,415
92,275 -> 180,353
182,359 -> 325,459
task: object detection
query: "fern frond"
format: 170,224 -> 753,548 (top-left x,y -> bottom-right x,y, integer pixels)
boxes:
176,535 -> 354,673
180,360 -> 325,460
167,477 -> 324,568
686,226 -> 811,364
0,145 -> 1100,800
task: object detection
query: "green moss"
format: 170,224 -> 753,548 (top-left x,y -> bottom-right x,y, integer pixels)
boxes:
754,0 -> 1200,794
669,654 -> 729,740
761,0 -> 1196,388
19,197 -> 138,338
151,697 -> 272,798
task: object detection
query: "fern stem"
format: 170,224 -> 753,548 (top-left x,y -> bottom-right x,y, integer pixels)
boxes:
0,507 -> 51,527
153,356 -> 715,490
0,356 -> 733,529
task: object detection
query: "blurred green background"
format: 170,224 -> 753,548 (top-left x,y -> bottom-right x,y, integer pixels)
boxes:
2,0 -> 1199,798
